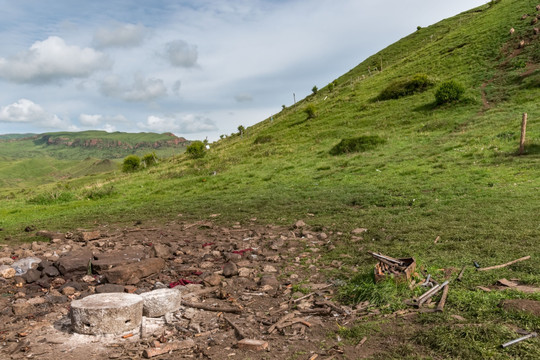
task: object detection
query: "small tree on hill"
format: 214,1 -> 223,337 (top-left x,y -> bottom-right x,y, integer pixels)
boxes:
435,80 -> 465,105
186,141 -> 206,159
237,125 -> 245,137
312,85 -> 318,95
304,104 -> 317,119
142,152 -> 158,167
122,155 -> 141,172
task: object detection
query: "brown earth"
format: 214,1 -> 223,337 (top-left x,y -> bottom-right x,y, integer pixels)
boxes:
0,220 -> 471,359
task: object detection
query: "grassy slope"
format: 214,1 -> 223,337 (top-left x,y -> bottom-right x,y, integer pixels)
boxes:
1,1 -> 539,357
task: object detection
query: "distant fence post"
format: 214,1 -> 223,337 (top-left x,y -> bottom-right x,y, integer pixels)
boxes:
519,113 -> 528,155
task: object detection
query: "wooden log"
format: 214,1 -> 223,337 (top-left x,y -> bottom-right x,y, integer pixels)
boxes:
477,256 -> 531,271
180,300 -> 241,314
436,284 -> 449,312
519,113 -> 528,155
143,339 -> 195,358
456,266 -> 467,282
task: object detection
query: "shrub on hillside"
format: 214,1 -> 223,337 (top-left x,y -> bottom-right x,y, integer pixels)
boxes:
142,152 -> 158,167
376,73 -> 434,101
186,141 -> 206,159
312,85 -> 318,94
304,104 -> 317,119
330,135 -> 386,155
122,155 -> 141,172
253,135 -> 273,144
435,80 -> 465,105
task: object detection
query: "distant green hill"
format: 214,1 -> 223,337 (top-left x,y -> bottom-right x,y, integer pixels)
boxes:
0,130 -> 190,189
0,130 -> 188,160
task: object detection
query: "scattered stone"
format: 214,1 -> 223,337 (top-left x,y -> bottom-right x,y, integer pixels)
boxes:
223,262 -> 239,277
151,244 -> 171,259
521,14 -> 529,20
36,276 -> 51,288
237,339 -> 269,351
294,220 -> 306,228
534,27 -> 540,35
318,233 -> 328,240
56,250 -> 93,275
46,294 -> 69,304
62,286 -> 76,296
70,293 -> 143,335
0,257 -> 14,265
22,269 -> 42,283
77,230 -> 101,242
105,258 -> 165,285
12,301 -> 33,316
92,249 -> 146,271
94,284 -> 126,293
203,274 -> 223,287
351,228 -> 368,235
14,277 -> 26,287
0,265 -> 16,279
238,267 -> 252,277
81,274 -> 95,283
259,275 -> 279,288
27,297 -> 46,305
263,265 -> 277,273
142,339 -> 195,358
141,288 -> 183,317
124,285 -> 138,293
51,278 -> 66,287
200,261 -> 214,269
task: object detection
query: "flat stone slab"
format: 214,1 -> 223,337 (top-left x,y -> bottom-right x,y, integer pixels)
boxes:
56,250 -> 93,275
70,293 -> 143,335
105,258 -> 165,285
141,289 -> 183,317
92,249 -> 147,272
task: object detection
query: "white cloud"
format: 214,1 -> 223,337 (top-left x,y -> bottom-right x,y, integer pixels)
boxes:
93,23 -> 148,48
138,114 -> 217,134
0,36 -> 110,83
0,98 -> 75,130
79,113 -> 102,126
79,113 -> 128,127
165,40 -> 198,68
103,123 -> 116,132
100,74 -> 167,102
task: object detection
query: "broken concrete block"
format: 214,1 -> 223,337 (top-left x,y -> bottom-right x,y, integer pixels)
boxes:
105,258 -> 165,285
70,293 -> 143,335
237,339 -> 269,351
141,289 -> 182,317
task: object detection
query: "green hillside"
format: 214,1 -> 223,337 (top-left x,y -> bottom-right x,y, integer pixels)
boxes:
1,1 -> 539,357
0,130 -> 188,160
0,130 -> 189,190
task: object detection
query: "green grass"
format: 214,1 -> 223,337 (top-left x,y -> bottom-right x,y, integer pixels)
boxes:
0,0 -> 539,357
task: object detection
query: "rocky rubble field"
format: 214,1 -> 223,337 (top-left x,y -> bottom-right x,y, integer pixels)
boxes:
0,220 -> 391,359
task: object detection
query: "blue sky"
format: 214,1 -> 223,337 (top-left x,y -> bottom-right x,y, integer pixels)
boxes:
0,0 -> 488,140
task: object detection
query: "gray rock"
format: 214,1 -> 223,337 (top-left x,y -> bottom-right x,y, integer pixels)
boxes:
22,269 -> 41,283
42,265 -> 60,277
96,284 -> 125,293
223,262 -> 238,277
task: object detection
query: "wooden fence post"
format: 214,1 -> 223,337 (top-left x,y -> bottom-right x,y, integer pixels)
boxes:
519,113 -> 528,155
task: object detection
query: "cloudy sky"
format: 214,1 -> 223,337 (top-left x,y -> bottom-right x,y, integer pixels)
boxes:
0,0 -> 488,141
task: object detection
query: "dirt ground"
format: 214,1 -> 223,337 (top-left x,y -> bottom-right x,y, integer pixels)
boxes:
0,219 -> 429,359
